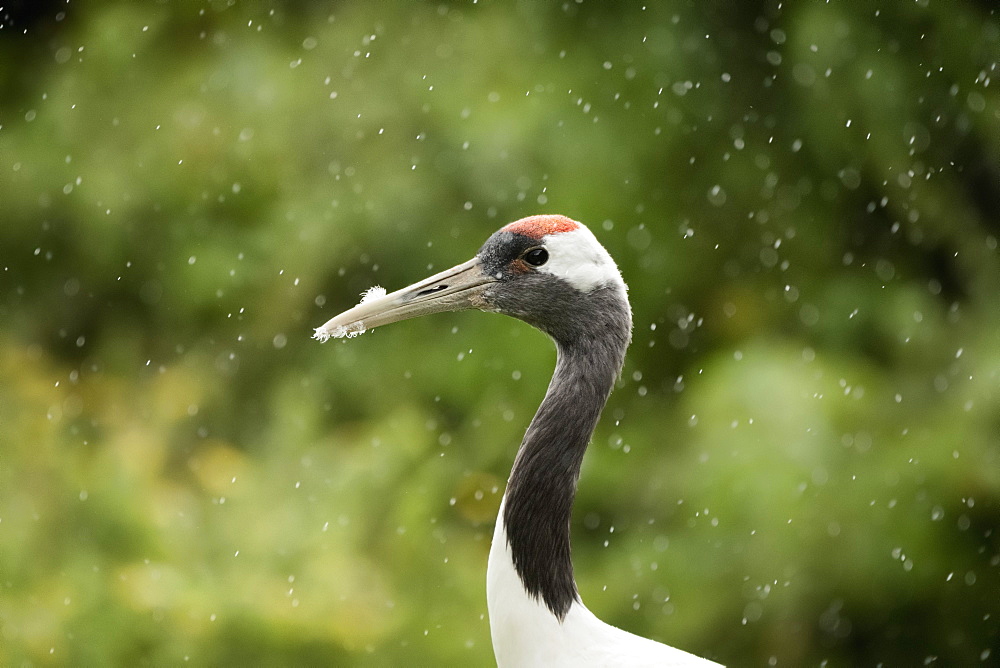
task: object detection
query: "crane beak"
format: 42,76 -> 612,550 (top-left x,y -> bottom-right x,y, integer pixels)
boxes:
313,257 -> 496,341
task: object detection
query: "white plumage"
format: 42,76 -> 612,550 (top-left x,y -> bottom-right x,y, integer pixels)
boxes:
488,500 -> 721,667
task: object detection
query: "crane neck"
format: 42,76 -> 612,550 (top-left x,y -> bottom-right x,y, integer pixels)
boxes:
501,285 -> 632,620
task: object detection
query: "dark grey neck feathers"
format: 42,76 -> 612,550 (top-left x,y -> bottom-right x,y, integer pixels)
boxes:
501,282 -> 632,619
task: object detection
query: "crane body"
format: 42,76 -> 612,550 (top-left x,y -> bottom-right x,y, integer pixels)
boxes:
315,215 -> 721,667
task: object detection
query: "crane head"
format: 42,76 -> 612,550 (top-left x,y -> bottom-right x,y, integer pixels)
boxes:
313,215 -> 628,344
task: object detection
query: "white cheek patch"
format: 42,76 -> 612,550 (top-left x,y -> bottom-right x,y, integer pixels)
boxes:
537,225 -> 626,293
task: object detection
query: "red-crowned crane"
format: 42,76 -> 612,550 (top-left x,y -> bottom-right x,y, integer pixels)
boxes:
314,215 -> 721,667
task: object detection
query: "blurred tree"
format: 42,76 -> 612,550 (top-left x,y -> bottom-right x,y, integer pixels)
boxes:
0,1 -> 997,665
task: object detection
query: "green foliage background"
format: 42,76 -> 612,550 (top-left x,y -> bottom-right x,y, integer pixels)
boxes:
1,1 -> 998,665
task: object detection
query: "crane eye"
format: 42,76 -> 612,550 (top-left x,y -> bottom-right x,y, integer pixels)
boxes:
523,248 -> 549,267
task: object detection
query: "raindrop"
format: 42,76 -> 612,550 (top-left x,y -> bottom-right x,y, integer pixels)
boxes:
707,185 -> 727,206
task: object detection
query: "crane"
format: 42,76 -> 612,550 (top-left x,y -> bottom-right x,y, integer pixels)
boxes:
314,215 -> 721,667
